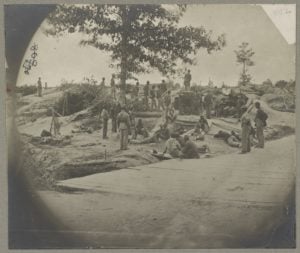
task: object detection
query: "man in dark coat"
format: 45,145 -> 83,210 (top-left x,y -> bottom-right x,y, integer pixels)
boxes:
184,70 -> 192,91
144,81 -> 150,110
150,85 -> 157,111
204,92 -> 213,119
181,135 -> 200,159
254,102 -> 267,148
101,106 -> 109,139
37,77 -> 42,97
110,102 -> 119,133
117,106 -> 131,150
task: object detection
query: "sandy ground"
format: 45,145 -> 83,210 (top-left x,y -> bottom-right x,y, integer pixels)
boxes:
16,88 -> 246,187
33,135 -> 296,248
11,87 -> 296,248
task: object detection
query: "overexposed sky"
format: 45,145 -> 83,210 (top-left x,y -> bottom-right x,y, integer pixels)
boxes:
260,4 -> 295,44
16,4 -> 296,87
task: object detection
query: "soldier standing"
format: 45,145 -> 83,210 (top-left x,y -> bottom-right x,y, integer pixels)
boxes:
161,79 -> 167,94
128,108 -> 136,138
197,91 -> 203,114
156,85 -> 163,111
100,77 -> 105,87
110,102 -> 118,133
150,85 -> 157,111
50,108 -> 61,136
37,77 -> 42,97
144,81 -> 150,110
184,70 -> 192,91
44,82 -> 48,90
254,102 -> 267,148
101,106 -> 109,139
240,114 -> 252,153
134,81 -> 140,98
117,106 -> 131,150
164,90 -> 172,122
204,92 -> 213,119
110,74 -> 116,99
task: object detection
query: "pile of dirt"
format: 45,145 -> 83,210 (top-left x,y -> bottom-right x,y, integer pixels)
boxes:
261,93 -> 295,113
53,149 -> 160,181
54,84 -> 113,116
16,84 -> 295,193
20,129 -> 161,188
17,89 -> 62,124
20,136 -> 64,190
264,125 -> 295,140
15,85 -> 37,96
30,135 -> 73,146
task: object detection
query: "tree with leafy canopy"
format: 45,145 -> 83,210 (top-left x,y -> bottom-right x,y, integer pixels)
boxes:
45,4 -> 226,100
234,42 -> 255,86
275,80 -> 288,89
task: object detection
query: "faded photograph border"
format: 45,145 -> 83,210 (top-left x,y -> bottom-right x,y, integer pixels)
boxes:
0,0 -> 299,252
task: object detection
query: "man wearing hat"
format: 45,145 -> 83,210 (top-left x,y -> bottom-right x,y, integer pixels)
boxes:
184,69 -> 192,91
204,91 -> 213,119
254,102 -> 267,148
101,106 -> 109,139
110,74 -> 116,99
117,106 -> 131,150
37,77 -> 42,97
240,114 -> 252,153
181,135 -> 200,159
163,132 -> 182,158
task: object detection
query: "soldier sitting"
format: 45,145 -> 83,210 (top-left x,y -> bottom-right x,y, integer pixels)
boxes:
135,119 -> 149,138
194,115 -> 209,135
180,135 -> 200,159
163,133 -> 182,158
214,130 -> 241,148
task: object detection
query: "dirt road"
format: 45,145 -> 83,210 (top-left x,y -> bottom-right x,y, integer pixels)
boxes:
32,135 -> 296,248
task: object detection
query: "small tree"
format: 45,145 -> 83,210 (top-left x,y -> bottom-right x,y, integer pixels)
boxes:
262,78 -> 273,86
45,4 -> 226,102
234,42 -> 255,86
275,80 -> 288,89
288,79 -> 295,90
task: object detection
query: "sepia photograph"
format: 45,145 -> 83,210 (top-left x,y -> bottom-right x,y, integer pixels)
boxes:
5,3 -> 296,249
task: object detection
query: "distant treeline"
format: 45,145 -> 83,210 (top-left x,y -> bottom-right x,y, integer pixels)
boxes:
16,85 -> 37,96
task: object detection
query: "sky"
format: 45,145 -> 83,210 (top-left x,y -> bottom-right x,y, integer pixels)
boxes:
16,4 -> 296,87
261,4 -> 295,44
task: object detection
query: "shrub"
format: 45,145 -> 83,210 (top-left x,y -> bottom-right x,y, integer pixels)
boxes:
55,82 -> 112,116
16,85 -> 37,96
275,80 -> 288,89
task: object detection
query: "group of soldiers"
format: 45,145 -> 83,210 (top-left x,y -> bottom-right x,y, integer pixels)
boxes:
163,133 -> 200,159
240,101 -> 267,153
91,71 -> 267,155
214,101 -> 267,153
100,74 -> 172,113
100,85 -> 175,150
194,90 -> 247,120
100,102 -> 132,150
142,79 -> 170,111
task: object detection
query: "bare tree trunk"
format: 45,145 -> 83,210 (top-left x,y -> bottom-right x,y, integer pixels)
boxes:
119,6 -> 129,105
242,61 -> 246,85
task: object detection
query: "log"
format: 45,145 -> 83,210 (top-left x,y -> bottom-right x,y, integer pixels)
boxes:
151,152 -> 172,160
134,112 -> 162,118
64,159 -> 127,167
211,120 -> 241,134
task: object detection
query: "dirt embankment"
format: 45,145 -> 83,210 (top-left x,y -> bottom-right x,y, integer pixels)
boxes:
16,87 -> 295,191
20,133 -> 161,190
